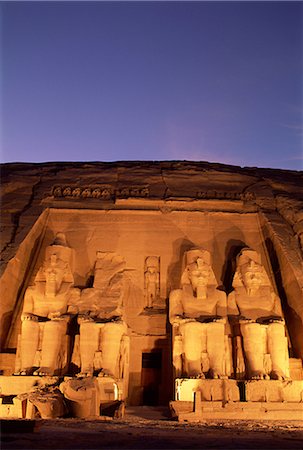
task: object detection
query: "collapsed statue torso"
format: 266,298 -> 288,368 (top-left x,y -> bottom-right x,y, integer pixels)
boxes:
73,252 -> 128,379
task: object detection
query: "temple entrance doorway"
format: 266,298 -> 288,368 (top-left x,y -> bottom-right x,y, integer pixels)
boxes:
141,351 -> 162,405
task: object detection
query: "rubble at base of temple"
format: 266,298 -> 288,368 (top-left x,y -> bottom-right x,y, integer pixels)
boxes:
1,161 -> 302,422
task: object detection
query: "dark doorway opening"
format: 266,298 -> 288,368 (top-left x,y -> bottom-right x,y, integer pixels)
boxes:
141,351 -> 162,405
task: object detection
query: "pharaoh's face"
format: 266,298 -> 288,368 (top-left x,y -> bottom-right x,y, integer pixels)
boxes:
241,260 -> 263,290
188,259 -> 210,290
44,256 -> 66,295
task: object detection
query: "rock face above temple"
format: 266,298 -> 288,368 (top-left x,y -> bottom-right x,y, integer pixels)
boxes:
1,160 -> 302,272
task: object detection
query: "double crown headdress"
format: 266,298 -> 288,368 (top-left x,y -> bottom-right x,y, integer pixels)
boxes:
35,233 -> 74,283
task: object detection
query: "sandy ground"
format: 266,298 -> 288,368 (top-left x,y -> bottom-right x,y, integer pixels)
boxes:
1,407 -> 303,450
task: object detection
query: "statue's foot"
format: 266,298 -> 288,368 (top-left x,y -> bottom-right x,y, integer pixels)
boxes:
250,371 -> 265,380
208,369 -> 226,379
14,368 -> 33,376
33,367 -> 53,376
98,369 -> 115,378
270,370 -> 290,381
188,373 -> 205,379
76,371 -> 93,378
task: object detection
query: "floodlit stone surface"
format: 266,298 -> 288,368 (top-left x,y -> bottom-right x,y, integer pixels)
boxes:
174,379 -> 240,402
228,248 -> 290,381
14,234 -> 80,377
0,161 -> 302,421
169,249 -> 229,379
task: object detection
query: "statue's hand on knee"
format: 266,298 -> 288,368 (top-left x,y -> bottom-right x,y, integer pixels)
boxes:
78,313 -> 95,323
212,316 -> 226,324
48,311 -> 67,320
239,316 -> 255,324
21,313 -> 38,322
257,315 -> 284,325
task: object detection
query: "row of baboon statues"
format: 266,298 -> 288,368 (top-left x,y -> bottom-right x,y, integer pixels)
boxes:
14,233 -> 290,382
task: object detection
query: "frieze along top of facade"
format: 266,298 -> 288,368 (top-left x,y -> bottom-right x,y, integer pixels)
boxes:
52,185 -> 150,200
51,185 -> 256,203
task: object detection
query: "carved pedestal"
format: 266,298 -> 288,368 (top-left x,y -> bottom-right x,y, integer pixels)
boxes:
170,378 -> 303,421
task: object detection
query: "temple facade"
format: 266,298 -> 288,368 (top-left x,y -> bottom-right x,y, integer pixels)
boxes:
0,161 -> 302,420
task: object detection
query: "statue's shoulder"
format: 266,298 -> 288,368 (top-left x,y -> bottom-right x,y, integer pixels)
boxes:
25,284 -> 41,297
216,288 -> 227,300
227,290 -> 236,300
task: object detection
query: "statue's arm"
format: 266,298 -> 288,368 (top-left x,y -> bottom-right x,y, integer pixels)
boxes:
67,288 -> 81,314
227,291 -> 241,322
169,289 -> 183,325
272,292 -> 283,316
21,288 -> 36,321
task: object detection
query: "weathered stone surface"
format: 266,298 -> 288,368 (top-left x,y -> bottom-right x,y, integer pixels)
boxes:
0,161 -> 302,420
174,379 -> 240,402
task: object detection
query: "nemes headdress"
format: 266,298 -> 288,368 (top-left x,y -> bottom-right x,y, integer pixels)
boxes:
35,233 -> 74,283
181,248 -> 218,287
232,247 -> 271,288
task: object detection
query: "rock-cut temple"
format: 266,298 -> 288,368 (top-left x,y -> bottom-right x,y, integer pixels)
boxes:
0,161 -> 302,420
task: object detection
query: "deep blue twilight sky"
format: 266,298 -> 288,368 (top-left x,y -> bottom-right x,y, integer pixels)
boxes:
1,1 -> 302,169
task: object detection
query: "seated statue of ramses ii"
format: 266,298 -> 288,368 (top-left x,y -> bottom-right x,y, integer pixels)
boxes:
227,248 -> 290,381
72,252 -> 128,379
14,233 -> 80,376
169,249 -> 228,379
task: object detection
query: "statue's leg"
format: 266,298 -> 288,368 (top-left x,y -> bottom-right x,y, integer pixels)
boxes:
18,319 -> 40,375
79,322 -> 100,376
180,322 -> 204,378
240,323 -> 266,379
99,323 -> 126,378
206,322 -> 226,378
267,322 -> 289,380
38,319 -> 68,375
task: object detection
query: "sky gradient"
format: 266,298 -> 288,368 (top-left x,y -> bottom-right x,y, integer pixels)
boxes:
1,1 -> 303,169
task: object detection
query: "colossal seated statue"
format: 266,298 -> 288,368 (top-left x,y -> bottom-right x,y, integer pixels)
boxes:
14,233 -> 80,376
227,248 -> 290,380
169,249 -> 229,379
74,252 -> 129,379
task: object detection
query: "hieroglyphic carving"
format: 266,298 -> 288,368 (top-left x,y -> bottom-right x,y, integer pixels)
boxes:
52,185 -> 149,200
196,191 -> 256,201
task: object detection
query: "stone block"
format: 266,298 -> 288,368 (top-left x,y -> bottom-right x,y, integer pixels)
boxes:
175,378 -> 240,402
0,376 -> 60,396
0,353 -> 16,375
289,358 -> 303,380
0,396 -> 24,419
245,380 -> 303,402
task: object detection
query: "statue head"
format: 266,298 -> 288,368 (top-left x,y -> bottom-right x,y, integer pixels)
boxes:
145,256 -> 159,274
44,254 -> 69,296
181,248 -> 218,291
35,233 -> 74,294
232,248 -> 271,291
